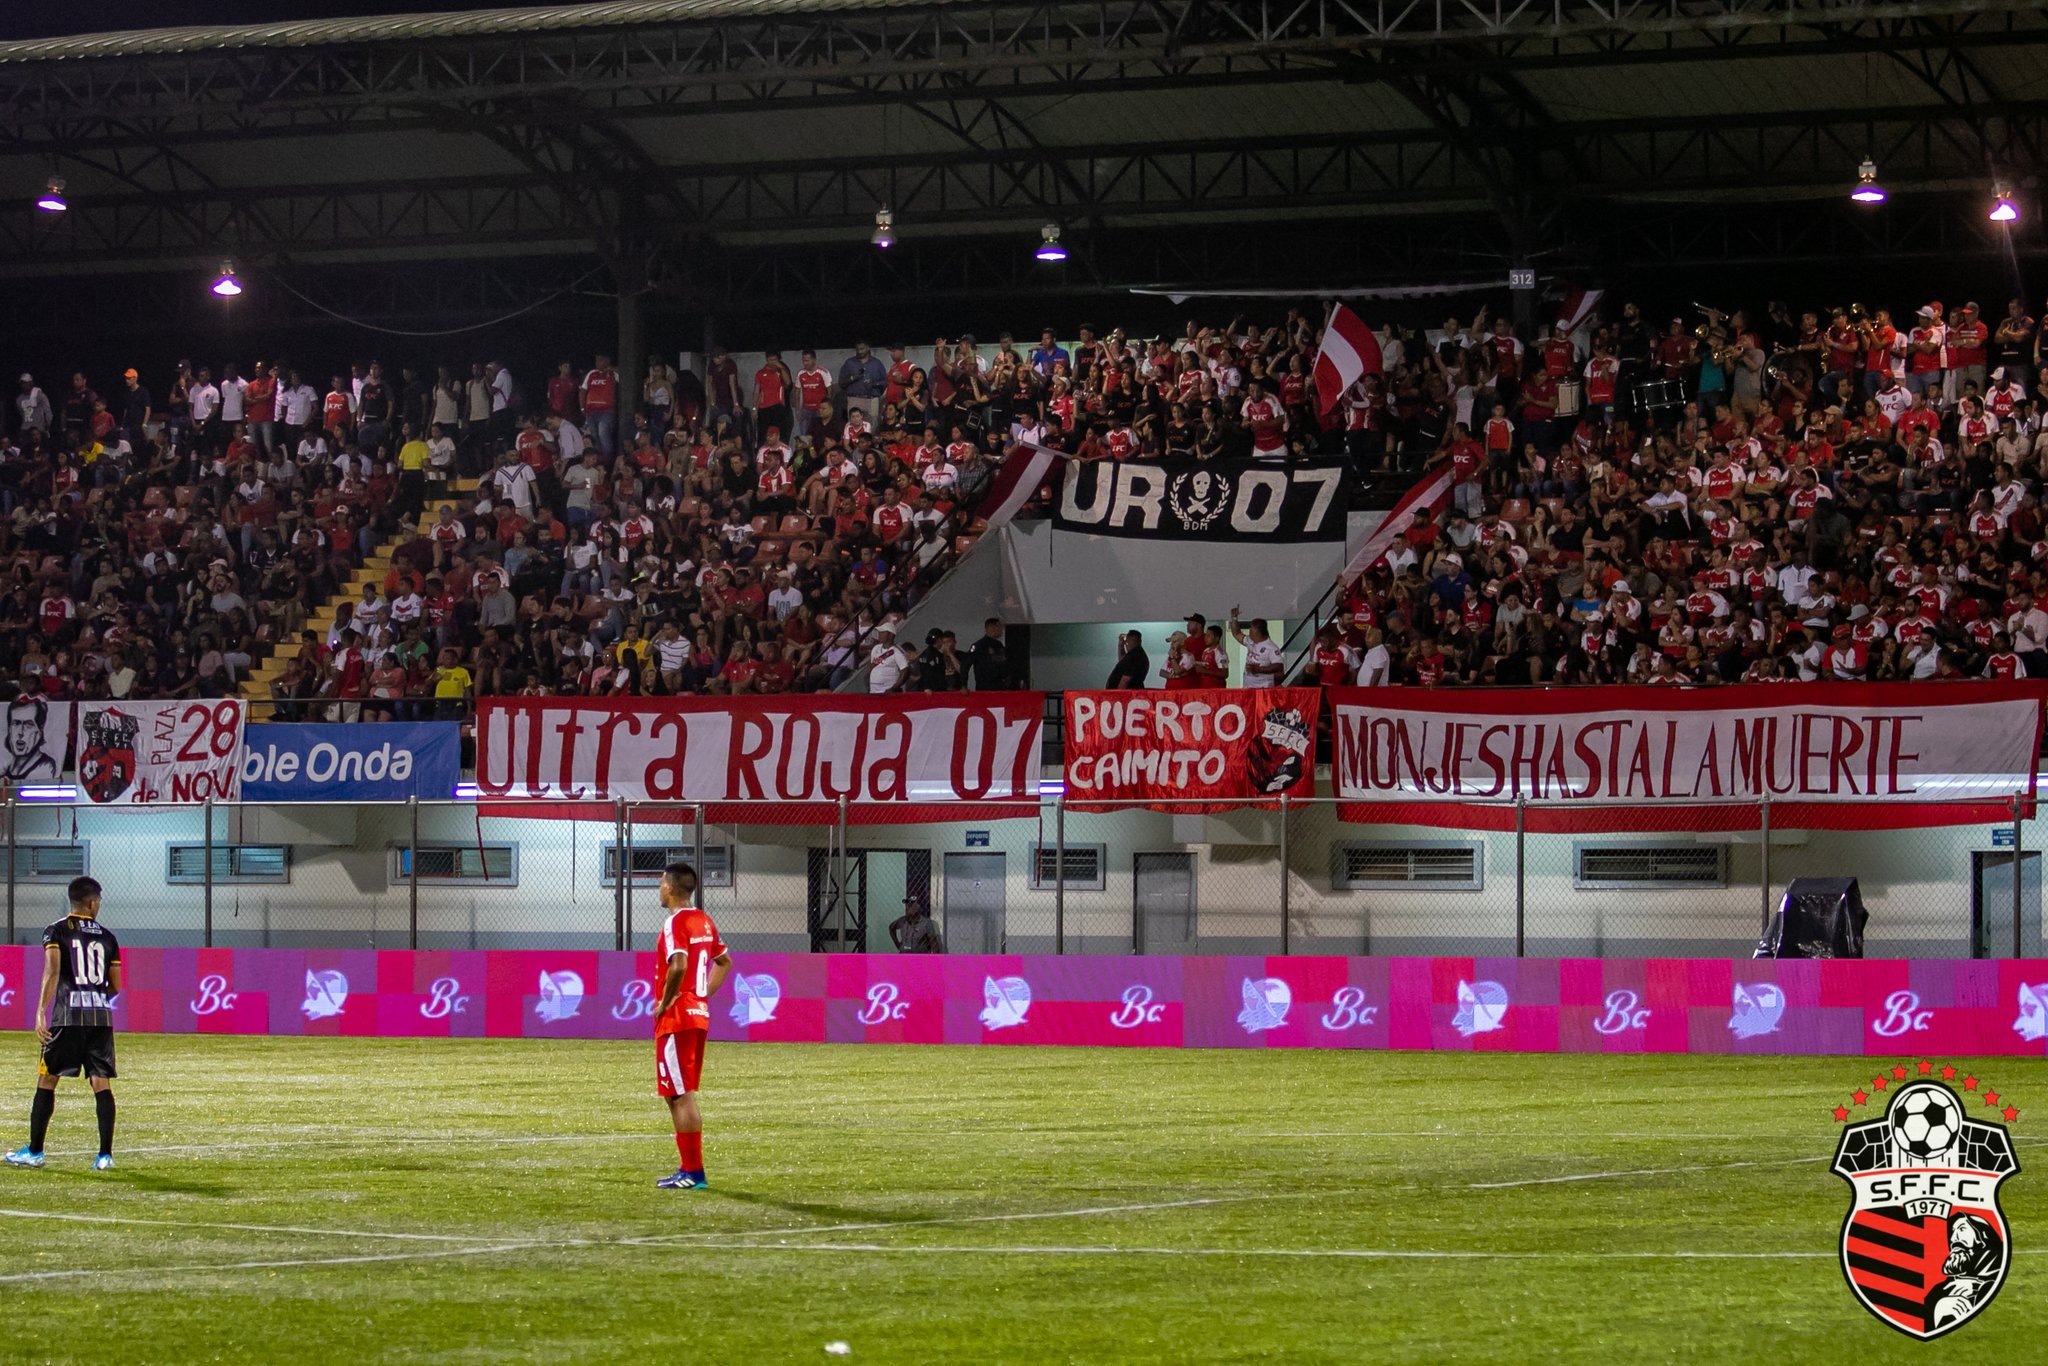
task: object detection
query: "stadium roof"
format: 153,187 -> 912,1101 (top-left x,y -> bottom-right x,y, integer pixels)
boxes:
1,0 -> 2042,315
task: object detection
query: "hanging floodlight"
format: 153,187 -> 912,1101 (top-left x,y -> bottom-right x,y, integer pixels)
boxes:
1990,184 -> 2020,223
870,207 -> 894,249
1034,223 -> 1067,262
211,259 -> 243,297
35,176 -> 66,212
1848,159 -> 1886,204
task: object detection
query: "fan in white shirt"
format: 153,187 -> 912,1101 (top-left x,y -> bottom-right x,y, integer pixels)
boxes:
1228,608 -> 1285,687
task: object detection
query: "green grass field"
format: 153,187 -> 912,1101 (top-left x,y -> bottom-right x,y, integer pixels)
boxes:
0,1036 -> 2040,1363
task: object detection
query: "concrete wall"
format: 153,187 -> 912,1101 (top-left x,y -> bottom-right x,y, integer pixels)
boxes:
4,797 -> 2017,961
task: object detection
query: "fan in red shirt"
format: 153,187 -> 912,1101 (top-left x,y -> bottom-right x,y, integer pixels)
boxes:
872,487 -> 912,542
651,862 -> 732,1191
1240,381 -> 1288,458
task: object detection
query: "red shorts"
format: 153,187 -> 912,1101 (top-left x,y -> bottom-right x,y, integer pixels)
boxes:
655,1029 -> 707,1098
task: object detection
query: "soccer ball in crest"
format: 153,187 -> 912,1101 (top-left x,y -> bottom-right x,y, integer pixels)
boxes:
1891,1084 -> 1962,1160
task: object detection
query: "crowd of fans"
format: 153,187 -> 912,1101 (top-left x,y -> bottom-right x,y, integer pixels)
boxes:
1297,298 -> 2048,687
9,290 -> 2048,713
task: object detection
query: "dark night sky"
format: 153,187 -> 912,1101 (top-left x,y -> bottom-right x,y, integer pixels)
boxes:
0,1 -> 549,41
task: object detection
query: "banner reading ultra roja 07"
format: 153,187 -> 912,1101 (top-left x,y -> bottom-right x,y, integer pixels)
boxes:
1331,681 -> 2048,832
1064,687 -> 1319,809
475,694 -> 1043,821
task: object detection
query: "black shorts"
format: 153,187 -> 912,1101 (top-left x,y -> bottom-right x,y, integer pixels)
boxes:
40,1026 -> 116,1080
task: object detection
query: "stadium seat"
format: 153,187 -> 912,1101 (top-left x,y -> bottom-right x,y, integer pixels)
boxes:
1500,499 -> 1531,523
779,514 -> 811,535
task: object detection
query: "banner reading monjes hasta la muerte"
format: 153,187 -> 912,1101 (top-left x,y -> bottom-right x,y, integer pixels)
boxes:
1063,687 -> 1319,809
1330,680 -> 2048,831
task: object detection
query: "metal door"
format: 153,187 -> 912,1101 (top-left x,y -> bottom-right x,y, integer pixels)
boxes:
1133,852 -> 1195,954
807,847 -> 867,952
943,852 -> 1006,953
1974,851 -> 2041,958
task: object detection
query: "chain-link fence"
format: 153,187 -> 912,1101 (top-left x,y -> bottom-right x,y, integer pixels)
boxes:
0,794 -> 2032,958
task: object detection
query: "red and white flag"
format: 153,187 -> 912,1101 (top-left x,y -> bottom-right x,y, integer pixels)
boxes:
1312,304 -> 1384,414
1338,460 -> 1454,580
977,439 -> 1066,531
1557,286 -> 1604,359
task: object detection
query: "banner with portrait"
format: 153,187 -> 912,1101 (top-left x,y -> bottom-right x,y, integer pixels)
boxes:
0,697 -> 69,786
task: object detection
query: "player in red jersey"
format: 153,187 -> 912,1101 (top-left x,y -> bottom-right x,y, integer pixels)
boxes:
652,862 -> 731,1191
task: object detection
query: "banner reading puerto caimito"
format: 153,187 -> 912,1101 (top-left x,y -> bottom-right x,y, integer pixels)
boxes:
1064,687 -> 1319,809
1331,682 -> 2048,831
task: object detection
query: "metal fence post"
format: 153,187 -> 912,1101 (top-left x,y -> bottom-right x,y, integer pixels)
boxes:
408,794 -> 420,950
1514,795 -> 1526,958
1279,795 -> 1291,955
613,797 -> 627,951
202,795 -> 215,948
836,795 -> 849,951
622,799 -> 636,947
1054,795 -> 1066,956
1759,795 -> 1773,945
4,791 -> 14,947
2015,795 -> 2026,959
692,802 -> 706,885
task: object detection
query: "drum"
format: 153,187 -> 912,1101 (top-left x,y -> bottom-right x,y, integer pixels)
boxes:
1633,378 -> 1684,411
1555,378 -> 1584,417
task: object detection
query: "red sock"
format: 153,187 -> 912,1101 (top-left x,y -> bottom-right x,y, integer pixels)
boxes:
676,1130 -> 703,1170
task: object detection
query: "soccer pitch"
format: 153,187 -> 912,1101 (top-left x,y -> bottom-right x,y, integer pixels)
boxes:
0,1037 -> 2040,1363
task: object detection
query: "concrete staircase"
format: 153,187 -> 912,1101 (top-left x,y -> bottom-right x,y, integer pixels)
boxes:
239,478 -> 477,705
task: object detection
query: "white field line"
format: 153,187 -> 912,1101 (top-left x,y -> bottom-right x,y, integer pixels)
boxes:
625,1192 -> 1326,1247
0,1207 -> 532,1244
94,1127 -> 1866,1157
0,1241 -> 555,1284
114,1133 -> 661,1156
0,1235 -> 1837,1285
1468,1155 -> 1832,1190
694,1242 -> 1837,1261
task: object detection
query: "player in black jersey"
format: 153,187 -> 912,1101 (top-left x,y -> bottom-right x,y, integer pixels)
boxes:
6,877 -> 121,1170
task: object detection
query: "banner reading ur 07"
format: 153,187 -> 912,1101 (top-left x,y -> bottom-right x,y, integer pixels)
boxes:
475,693 -> 1044,822
1330,680 -> 2048,831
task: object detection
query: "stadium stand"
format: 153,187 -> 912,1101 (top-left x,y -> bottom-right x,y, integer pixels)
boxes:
5,295 -> 2045,712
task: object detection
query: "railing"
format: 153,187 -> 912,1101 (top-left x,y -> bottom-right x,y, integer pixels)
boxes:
1,795 -> 2029,962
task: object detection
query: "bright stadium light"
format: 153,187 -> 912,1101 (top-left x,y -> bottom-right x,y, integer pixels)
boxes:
211,259 -> 243,297
1034,223 -> 1068,262
35,176 -> 66,212
1848,159 -> 1886,204
1990,184 -> 2020,223
870,207 -> 894,249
